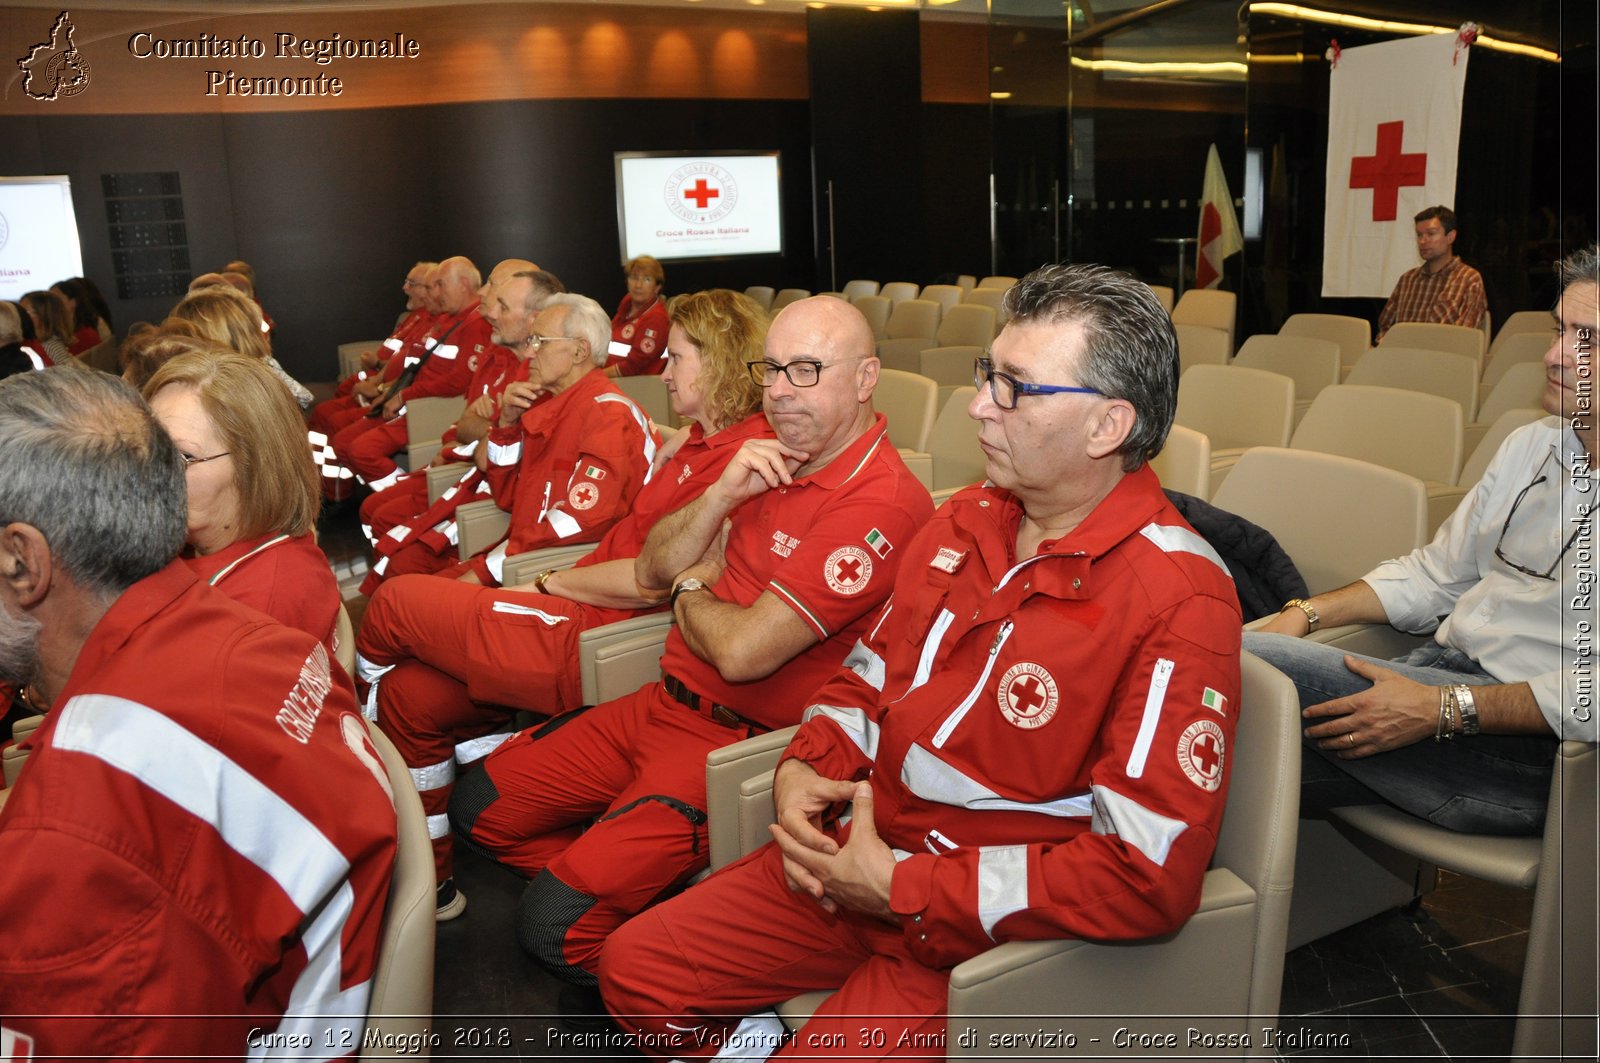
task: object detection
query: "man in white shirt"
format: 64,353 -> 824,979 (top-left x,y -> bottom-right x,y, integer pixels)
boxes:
1245,244 -> 1597,834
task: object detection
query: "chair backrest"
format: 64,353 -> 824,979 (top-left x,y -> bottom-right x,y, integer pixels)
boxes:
770,288 -> 810,314
884,299 -> 941,341
613,373 -> 672,427
1380,321 -> 1486,370
333,602 -> 355,678
926,385 -> 985,492
1175,324 -> 1231,375
1492,309 -> 1554,344
743,286 -> 775,313
955,274 -> 977,294
1345,345 -> 1480,421
852,294 -> 892,340
1146,283 -> 1176,313
1482,332 -> 1550,390
1291,384 -> 1464,484
977,275 -> 1018,290
816,291 -> 846,301
920,284 -> 964,317
1171,289 -> 1237,352
963,286 -> 1007,324
360,725 -> 436,1059
338,340 -> 384,380
875,368 -> 939,452
879,281 -> 920,307
918,345 -> 982,389
875,336 -> 936,375
1174,365 -> 1295,452
1459,409 -> 1549,488
404,395 -> 467,446
1212,447 -> 1429,594
578,613 -> 673,706
841,279 -> 879,301
1477,361 -> 1548,427
1148,423 -> 1211,499
936,304 -> 997,348
1233,334 -> 1342,405
1279,313 -> 1371,373
1215,651 -> 1303,1020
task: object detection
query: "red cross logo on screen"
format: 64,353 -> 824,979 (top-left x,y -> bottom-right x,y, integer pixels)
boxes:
682,178 -> 720,210
1349,120 -> 1427,222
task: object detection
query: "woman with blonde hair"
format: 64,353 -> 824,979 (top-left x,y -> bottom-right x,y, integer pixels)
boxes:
143,349 -> 339,651
165,286 -> 313,409
19,290 -> 73,363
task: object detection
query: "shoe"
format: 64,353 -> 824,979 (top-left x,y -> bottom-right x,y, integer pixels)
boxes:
557,984 -> 617,1034
435,878 -> 467,922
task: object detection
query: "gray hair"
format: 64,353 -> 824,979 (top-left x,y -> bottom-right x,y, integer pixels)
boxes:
1003,263 -> 1179,471
543,293 -> 613,368
1559,244 -> 1600,293
0,368 -> 186,599
512,270 -> 568,316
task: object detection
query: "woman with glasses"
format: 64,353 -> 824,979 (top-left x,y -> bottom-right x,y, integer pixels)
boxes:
144,349 -> 340,654
606,255 -> 670,377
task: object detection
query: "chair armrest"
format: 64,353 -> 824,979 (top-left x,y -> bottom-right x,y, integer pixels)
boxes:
705,726 -> 798,870
455,499 -> 511,560
1307,622 -> 1428,659
12,714 -> 45,742
404,395 -> 467,445
501,544 -> 600,587
425,462 -> 472,505
406,440 -> 443,471
577,613 -> 674,706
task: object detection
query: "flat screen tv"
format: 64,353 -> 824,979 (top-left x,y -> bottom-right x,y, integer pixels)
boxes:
614,151 -> 783,263
0,175 -> 85,302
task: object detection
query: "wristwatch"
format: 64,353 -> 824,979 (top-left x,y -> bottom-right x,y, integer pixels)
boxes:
670,577 -> 709,613
1283,597 -> 1320,633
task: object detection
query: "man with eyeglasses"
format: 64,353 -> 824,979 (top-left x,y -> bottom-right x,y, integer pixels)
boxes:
447,294 -> 931,1002
601,263 -> 1242,1058
1244,244 -> 1599,834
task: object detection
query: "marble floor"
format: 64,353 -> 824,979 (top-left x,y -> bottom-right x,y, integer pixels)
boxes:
320,501 -> 1533,1062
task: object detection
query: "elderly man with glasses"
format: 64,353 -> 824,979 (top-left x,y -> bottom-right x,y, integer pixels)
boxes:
446,294 -> 932,1007
1241,244 -> 1600,835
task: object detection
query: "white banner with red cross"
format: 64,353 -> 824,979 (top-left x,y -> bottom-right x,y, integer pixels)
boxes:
1322,32 -> 1472,298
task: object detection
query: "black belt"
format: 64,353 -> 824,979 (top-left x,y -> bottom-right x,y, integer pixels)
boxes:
662,674 -> 766,733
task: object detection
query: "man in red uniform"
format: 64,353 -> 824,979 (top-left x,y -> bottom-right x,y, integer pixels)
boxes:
447,295 -> 933,997
600,264 -> 1244,1059
0,368 -> 396,1059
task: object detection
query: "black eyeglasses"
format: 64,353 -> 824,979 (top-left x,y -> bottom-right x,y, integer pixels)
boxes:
178,450 -> 231,468
974,356 -> 1104,411
747,360 -> 831,388
1494,459 -> 1586,581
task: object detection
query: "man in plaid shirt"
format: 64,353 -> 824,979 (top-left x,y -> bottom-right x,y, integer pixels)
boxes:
1375,205 -> 1486,342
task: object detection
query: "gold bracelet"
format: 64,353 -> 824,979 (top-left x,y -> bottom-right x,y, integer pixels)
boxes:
532,569 -> 556,595
1283,598 -> 1320,633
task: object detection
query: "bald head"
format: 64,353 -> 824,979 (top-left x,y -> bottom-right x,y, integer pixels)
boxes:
479,258 -> 539,303
760,296 -> 879,473
771,295 -> 878,364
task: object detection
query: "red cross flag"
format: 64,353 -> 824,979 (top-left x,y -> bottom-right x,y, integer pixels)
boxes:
1323,32 -> 1470,297
1195,144 -> 1242,290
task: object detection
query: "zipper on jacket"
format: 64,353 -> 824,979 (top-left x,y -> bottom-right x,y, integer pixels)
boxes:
931,619 -> 1015,748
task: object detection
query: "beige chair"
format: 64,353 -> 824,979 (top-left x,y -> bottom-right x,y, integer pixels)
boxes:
704,653 -> 1303,1052
882,299 -> 941,342
816,291 -> 846,301
1465,363 -> 1548,455
840,279 -> 879,301
743,286 -> 775,313
404,395 -> 467,470
499,542 -> 600,589
874,368 -> 938,454
962,286 -> 1007,327
917,345 -> 983,406
333,602 -> 356,679
1304,739 -> 1597,1062
1481,331 -> 1550,400
935,304 -> 996,349
1210,447 -> 1429,596
4,713 -> 45,788
454,499 -> 512,560
1232,334 -> 1342,428
878,281 -> 919,307
359,724 -> 436,1060
920,284 -> 963,317
578,613 -> 674,706
1279,313 -> 1371,377
1346,346 -> 1480,421
874,337 -> 936,375
1149,423 -> 1211,499
954,274 -> 977,295
977,274 -> 1018,290
1171,288 -> 1237,354
1146,283 -> 1176,313
1491,309 -> 1554,345
851,294 -> 891,341
1459,408 -> 1548,488
1175,323 -> 1231,376
898,386 -> 985,495
615,373 -> 672,427
1173,365 -> 1295,494
338,340 -> 385,380
770,288 -> 810,315
424,461 -> 475,506
1380,321 -> 1487,375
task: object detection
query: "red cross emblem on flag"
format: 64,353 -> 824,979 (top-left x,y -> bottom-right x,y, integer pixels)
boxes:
1348,120 -> 1428,222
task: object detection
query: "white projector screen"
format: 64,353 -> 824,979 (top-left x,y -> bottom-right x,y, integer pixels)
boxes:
615,151 -> 783,263
0,176 -> 85,302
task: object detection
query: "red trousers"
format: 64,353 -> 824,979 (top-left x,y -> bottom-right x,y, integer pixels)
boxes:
358,573 -> 608,882
359,474 -> 429,545
600,843 -> 950,1060
332,415 -> 406,487
451,682 -> 754,984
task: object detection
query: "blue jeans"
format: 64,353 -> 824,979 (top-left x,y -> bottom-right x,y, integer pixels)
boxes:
1242,633 -> 1557,835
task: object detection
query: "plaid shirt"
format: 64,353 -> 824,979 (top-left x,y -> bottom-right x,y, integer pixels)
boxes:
1376,257 -> 1487,341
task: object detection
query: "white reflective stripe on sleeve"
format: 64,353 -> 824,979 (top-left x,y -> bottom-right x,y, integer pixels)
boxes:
368,468 -> 403,493
405,356 -> 421,367
842,639 -> 887,691
384,337 -> 403,351
409,757 -> 455,792
594,392 -> 659,480
426,813 -> 451,840
900,742 -> 1093,818
608,340 -> 630,358
484,541 -> 509,584
487,439 -> 522,466
308,430 -> 329,447
456,439 -> 481,458
455,732 -> 515,765
51,694 -> 376,1040
910,608 -> 956,693
360,523 -> 374,545
371,555 -> 390,578
1090,784 -> 1188,868
433,344 -> 459,360
490,602 -> 570,624
801,705 -> 880,760
423,337 -> 437,350
385,524 -> 410,543
355,654 -> 393,685
547,509 -> 582,539
1138,523 -> 1230,578
1126,657 -> 1175,779
977,844 -> 1030,939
